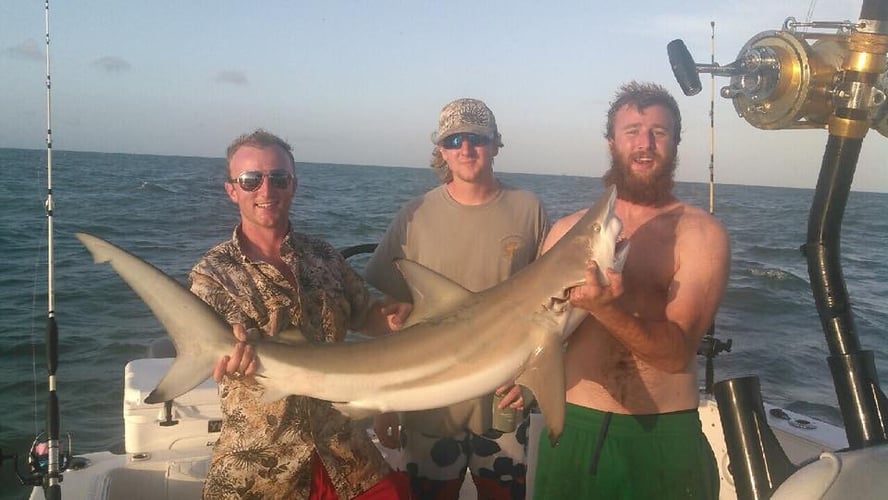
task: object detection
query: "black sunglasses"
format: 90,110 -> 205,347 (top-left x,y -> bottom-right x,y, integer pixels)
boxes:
440,133 -> 492,150
228,169 -> 294,192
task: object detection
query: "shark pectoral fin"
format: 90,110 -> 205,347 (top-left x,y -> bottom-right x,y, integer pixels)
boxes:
394,259 -> 473,327
515,336 -> 566,446
144,354 -> 217,404
562,307 -> 590,341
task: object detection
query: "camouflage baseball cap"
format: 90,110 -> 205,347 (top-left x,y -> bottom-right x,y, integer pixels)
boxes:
430,98 -> 504,147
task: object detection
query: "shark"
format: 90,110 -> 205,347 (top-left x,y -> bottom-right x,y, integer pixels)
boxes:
75,185 -> 628,445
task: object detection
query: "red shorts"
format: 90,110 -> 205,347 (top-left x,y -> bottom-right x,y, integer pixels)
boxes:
310,450 -> 412,499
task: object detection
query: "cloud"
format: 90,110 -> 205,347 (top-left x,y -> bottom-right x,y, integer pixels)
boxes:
4,39 -> 43,61
214,70 -> 248,85
93,56 -> 132,73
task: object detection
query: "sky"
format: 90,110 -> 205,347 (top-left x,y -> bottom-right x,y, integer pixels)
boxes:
1,0 -> 886,192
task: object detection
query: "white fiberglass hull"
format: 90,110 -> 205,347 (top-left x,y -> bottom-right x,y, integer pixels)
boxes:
27,358 -> 850,500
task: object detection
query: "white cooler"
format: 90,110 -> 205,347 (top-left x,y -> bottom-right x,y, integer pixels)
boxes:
123,358 -> 222,454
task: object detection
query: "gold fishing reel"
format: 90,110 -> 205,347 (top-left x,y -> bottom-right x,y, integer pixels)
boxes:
668,17 -> 888,138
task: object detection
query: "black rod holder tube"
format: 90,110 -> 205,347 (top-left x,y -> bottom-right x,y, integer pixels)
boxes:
714,377 -> 797,500
807,134 -> 888,448
860,0 -> 888,20
805,134 -> 861,356
829,352 -> 888,448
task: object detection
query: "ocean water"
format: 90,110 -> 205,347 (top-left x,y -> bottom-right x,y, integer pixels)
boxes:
1,147 -> 886,498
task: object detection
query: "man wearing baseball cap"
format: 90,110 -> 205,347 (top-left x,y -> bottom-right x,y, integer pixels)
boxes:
365,98 -> 548,499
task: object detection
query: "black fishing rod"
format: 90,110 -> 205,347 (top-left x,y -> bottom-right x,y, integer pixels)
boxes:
697,20 -> 733,396
42,0 -> 64,496
3,2 -> 70,496
31,0 -> 62,500
9,1 -> 71,498
669,0 -> 888,496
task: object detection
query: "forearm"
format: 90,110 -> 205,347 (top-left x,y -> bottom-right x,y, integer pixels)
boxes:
592,304 -> 696,373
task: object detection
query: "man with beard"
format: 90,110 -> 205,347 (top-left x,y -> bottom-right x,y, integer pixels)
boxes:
533,82 -> 730,499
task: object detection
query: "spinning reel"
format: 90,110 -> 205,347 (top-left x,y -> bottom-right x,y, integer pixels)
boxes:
26,432 -> 73,479
668,17 -> 888,138
0,432 -> 75,488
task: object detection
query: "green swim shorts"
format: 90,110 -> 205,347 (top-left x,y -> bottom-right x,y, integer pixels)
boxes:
534,403 -> 718,499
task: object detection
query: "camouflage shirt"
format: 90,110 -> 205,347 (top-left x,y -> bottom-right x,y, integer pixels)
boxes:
190,226 -> 391,499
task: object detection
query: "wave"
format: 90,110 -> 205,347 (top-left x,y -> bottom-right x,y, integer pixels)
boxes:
748,267 -> 802,282
137,180 -> 177,193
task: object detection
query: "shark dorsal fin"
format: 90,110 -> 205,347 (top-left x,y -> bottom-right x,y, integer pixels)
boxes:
394,258 -> 473,327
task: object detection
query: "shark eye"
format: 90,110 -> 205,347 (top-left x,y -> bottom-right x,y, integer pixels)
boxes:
591,222 -> 602,233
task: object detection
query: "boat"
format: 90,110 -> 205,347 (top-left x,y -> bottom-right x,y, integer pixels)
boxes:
15,353 -> 852,500
7,233 -> 855,499
7,1 -> 888,499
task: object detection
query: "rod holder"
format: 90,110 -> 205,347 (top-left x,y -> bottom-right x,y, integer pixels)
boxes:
714,376 -> 797,500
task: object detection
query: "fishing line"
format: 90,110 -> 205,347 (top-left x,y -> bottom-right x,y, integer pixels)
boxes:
805,0 -> 819,24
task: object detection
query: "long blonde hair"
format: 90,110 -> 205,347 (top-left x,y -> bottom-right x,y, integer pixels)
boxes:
430,146 -> 452,183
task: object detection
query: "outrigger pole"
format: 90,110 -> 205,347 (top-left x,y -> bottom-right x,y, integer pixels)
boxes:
42,0 -> 63,497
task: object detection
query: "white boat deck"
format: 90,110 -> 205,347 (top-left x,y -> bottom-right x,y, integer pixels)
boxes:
28,358 -> 849,500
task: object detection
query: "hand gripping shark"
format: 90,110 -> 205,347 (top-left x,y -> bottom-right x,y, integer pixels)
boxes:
75,185 -> 627,445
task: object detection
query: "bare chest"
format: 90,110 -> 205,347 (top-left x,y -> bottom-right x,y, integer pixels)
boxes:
618,223 -> 677,314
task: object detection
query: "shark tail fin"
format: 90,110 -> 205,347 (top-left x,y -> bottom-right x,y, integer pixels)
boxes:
75,232 -> 234,404
144,354 -> 218,404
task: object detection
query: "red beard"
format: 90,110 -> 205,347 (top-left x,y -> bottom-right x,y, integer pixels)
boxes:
603,148 -> 677,206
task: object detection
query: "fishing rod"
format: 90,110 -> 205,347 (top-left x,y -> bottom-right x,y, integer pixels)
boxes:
708,20 -> 716,215
2,2 -> 70,496
9,1 -> 71,498
697,20 -> 732,396
670,0 -> 888,496
42,0 -> 64,496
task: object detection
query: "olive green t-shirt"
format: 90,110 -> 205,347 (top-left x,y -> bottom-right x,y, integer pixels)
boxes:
364,183 -> 548,435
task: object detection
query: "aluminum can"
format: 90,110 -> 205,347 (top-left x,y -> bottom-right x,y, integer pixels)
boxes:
492,392 -> 517,432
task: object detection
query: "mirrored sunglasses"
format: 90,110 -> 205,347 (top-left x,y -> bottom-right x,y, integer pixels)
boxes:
440,133 -> 492,150
228,169 -> 294,192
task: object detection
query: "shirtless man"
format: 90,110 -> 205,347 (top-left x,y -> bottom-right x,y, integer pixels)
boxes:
533,82 -> 730,499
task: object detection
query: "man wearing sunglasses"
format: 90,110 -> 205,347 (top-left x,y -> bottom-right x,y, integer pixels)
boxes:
189,129 -> 412,499
365,98 -> 549,499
